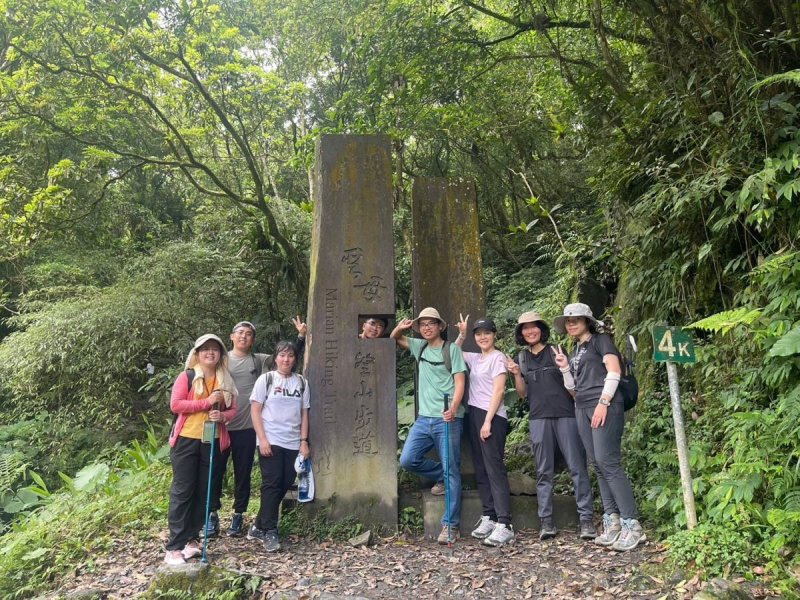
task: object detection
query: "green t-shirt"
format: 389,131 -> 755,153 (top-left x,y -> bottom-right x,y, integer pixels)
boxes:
407,337 -> 467,419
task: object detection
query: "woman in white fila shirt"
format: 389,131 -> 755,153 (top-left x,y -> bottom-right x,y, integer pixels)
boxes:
249,340 -> 310,553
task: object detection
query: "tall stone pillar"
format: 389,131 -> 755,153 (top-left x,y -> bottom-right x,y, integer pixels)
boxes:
412,177 -> 487,353
411,177 -> 487,489
305,135 -> 397,528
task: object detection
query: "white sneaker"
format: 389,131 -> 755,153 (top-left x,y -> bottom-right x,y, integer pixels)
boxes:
471,516 -> 496,539
483,523 -> 515,547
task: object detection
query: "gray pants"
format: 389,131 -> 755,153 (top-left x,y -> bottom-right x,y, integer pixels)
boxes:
575,401 -> 638,519
529,417 -> 594,520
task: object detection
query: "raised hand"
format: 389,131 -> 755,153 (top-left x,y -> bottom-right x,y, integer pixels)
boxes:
506,355 -> 520,376
397,318 -> 414,330
456,313 -> 469,338
292,315 -> 308,337
553,344 -> 569,370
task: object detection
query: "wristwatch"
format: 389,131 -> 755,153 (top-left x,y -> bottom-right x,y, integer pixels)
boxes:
598,397 -> 612,406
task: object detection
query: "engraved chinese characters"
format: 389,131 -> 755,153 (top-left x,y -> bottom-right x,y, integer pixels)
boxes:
305,135 -> 397,527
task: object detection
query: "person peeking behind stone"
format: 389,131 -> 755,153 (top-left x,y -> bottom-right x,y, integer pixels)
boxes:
206,317 -> 307,540
359,317 -> 388,339
454,314 -> 515,547
164,334 -> 238,566
553,303 -> 644,552
506,311 -> 595,543
390,307 -> 466,544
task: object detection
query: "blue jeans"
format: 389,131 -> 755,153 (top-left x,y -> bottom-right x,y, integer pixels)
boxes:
399,416 -> 462,526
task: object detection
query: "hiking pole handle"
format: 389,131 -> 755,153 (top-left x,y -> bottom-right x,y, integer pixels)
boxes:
443,393 -> 450,412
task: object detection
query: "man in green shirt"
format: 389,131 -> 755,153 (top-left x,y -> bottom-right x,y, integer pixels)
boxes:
390,307 -> 466,544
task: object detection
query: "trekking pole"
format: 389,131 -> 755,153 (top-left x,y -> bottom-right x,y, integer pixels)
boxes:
201,411 -> 218,564
443,393 -> 452,547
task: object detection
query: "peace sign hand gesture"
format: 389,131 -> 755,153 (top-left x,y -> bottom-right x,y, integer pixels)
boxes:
456,313 -> 469,339
553,344 -> 569,370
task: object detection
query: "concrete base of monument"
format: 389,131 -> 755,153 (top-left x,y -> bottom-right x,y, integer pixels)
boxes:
421,490 -> 580,541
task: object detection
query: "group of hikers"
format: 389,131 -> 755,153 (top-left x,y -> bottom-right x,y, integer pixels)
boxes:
163,303 -> 645,566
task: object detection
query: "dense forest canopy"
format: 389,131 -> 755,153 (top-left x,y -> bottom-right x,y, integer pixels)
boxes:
1,0 -> 799,594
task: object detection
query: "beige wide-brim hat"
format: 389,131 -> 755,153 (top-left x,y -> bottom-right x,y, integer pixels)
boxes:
185,333 -> 229,368
411,307 -> 447,332
515,310 -> 550,338
552,303 -> 603,335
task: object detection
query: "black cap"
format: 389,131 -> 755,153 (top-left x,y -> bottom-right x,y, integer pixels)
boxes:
472,318 -> 497,333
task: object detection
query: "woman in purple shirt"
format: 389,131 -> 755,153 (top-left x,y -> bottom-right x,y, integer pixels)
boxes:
455,315 -> 514,547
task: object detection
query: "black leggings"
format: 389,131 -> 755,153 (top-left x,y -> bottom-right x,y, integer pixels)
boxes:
255,445 -> 299,532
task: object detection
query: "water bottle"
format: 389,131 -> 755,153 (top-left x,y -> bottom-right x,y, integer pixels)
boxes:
298,460 -> 309,502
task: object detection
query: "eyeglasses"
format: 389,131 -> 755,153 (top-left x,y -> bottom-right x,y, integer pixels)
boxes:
419,321 -> 439,329
198,346 -> 220,354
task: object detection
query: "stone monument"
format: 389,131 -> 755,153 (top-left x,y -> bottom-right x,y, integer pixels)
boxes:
305,135 -> 397,527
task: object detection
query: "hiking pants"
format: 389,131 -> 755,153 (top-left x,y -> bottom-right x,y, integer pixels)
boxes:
575,401 -> 638,519
256,445 -> 299,532
529,416 -> 594,521
166,436 -> 222,550
467,407 -> 512,525
211,428 -> 257,514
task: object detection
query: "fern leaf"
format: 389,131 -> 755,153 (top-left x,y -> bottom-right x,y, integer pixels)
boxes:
688,307 -> 762,334
769,326 -> 800,357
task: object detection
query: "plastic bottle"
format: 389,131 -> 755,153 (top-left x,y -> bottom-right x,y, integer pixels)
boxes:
298,461 -> 309,502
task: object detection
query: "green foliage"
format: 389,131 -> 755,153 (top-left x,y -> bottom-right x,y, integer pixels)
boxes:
398,506 -> 422,534
0,435 -> 171,598
666,522 -> 757,579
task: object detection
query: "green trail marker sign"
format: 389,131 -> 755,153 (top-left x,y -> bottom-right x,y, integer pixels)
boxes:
652,326 -> 696,363
651,324 -> 698,530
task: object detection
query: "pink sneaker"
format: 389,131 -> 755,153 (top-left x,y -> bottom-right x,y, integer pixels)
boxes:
164,550 -> 186,565
181,540 -> 202,560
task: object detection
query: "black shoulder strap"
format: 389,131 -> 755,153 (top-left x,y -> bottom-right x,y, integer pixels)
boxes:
264,371 -> 274,396
442,341 -> 452,374
417,341 -> 453,375
185,369 -> 195,388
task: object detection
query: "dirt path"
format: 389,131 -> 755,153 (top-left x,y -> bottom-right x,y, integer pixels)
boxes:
56,529 -> 679,599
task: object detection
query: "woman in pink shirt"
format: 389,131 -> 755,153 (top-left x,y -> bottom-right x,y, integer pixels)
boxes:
455,315 -> 514,547
164,334 -> 237,565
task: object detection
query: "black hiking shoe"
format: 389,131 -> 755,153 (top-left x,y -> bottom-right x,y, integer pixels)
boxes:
539,518 -> 557,540
203,511 -> 219,538
227,513 -> 244,537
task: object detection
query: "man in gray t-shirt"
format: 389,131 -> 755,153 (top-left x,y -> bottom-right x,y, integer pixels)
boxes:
208,318 -> 306,537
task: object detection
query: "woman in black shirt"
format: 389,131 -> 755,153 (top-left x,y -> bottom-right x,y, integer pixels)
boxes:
508,311 -> 596,541
553,303 -> 644,552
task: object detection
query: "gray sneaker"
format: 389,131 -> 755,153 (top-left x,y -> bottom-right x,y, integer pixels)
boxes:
471,516 -> 496,539
594,513 -> 622,546
539,518 -> 557,540
483,523 -> 515,547
264,529 -> 281,552
579,519 -> 597,540
246,525 -> 267,542
437,525 -> 460,544
612,518 -> 646,551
